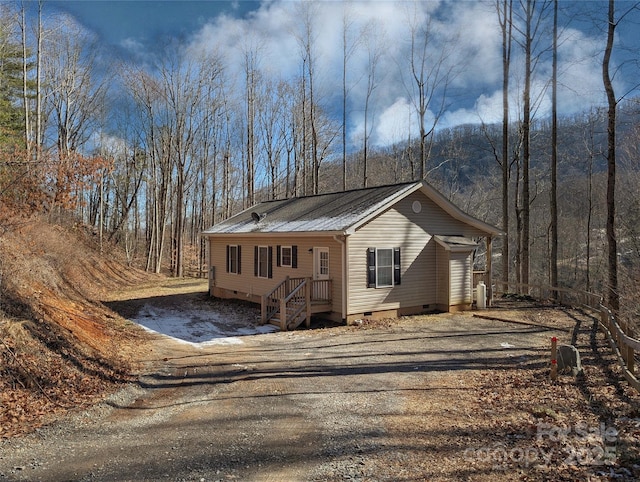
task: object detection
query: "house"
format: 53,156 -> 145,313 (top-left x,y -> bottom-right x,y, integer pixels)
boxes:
202,180 -> 502,330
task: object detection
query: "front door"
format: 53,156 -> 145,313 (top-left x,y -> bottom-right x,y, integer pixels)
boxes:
313,247 -> 330,299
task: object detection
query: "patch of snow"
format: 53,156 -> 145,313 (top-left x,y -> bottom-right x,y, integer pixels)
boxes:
132,304 -> 278,348
500,342 -> 515,348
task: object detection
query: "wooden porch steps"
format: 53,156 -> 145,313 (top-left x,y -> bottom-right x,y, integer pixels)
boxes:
261,277 -> 332,331
267,300 -> 333,330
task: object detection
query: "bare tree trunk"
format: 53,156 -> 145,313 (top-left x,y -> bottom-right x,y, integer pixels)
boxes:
35,1 -> 42,162
341,10 -> 354,191
404,8 -> 452,181
585,112 -> 596,292
498,0 -> 513,289
550,0 -> 558,295
362,32 -> 381,189
521,0 -> 533,290
602,0 -> 618,311
244,46 -> 258,208
514,148 -> 522,286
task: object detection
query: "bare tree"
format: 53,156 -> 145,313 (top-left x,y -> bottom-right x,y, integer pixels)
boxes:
242,41 -> 262,208
42,15 -> 108,215
18,2 -> 30,157
361,22 -> 384,188
341,7 -> 356,191
497,0 -> 514,288
512,0 -> 552,289
550,0 -> 558,293
403,5 -> 454,180
292,2 -> 321,194
602,0 -> 618,310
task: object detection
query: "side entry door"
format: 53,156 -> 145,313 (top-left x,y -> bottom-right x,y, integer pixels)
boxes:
313,247 -> 329,299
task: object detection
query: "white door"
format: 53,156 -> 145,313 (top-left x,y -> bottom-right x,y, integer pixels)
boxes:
313,247 -> 330,299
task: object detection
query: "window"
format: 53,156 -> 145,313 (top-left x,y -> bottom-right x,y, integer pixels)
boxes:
254,245 -> 273,278
226,245 -> 241,274
277,245 -> 298,268
319,249 -> 329,276
376,248 -> 394,287
281,246 -> 292,267
367,247 -> 401,288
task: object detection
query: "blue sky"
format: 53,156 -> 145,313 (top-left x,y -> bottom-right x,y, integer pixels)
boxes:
34,1 -> 640,148
48,1 -> 261,57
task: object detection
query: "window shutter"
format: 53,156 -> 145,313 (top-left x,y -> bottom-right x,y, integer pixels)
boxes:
237,245 -> 242,274
367,248 -> 376,288
394,247 -> 401,285
254,246 -> 258,277
268,246 -> 273,278
276,245 -> 281,267
226,245 -> 230,273
292,245 -> 298,269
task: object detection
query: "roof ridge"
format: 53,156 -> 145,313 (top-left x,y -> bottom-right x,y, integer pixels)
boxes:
262,180 -> 421,203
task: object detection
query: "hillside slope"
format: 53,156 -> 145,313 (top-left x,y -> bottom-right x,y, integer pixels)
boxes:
0,218 -> 155,438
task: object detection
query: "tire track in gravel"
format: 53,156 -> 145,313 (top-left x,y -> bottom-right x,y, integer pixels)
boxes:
0,306 -> 579,481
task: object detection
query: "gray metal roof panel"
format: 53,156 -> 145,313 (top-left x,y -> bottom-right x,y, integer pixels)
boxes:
202,182 -> 418,235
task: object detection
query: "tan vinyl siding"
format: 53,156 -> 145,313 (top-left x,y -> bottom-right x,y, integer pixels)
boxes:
347,191 -> 483,315
209,235 -> 343,315
450,251 -> 472,305
436,243 -> 449,307
348,193 -> 429,314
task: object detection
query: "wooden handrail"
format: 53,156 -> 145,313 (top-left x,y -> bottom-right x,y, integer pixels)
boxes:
282,278 -> 306,304
261,277 -> 332,329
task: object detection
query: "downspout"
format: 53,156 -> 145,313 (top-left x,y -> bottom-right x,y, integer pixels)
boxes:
333,234 -> 347,323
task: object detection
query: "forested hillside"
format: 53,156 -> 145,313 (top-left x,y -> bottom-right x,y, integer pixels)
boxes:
0,1 -> 638,321
0,0 -> 639,444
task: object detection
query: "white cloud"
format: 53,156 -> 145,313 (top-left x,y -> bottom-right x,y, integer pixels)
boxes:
374,97 -> 418,147
184,0 -> 616,148
120,37 -> 146,57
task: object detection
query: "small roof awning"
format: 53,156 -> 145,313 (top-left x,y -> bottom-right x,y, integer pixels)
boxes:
434,235 -> 479,252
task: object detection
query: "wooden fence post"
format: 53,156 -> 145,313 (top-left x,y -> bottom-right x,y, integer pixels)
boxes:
622,318 -> 634,374
550,337 -> 558,381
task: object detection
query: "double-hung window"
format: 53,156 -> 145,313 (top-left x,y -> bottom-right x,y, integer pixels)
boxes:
367,247 -> 401,288
280,246 -> 292,267
226,245 -> 241,274
254,246 -> 273,278
257,246 -> 269,278
276,245 -> 298,268
376,248 -> 394,287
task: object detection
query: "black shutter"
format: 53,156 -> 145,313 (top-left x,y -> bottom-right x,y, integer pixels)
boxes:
254,246 -> 258,277
394,247 -> 401,285
226,245 -> 230,273
237,245 -> 242,274
268,246 -> 273,278
276,245 -> 281,267
367,248 -> 376,288
292,245 -> 298,268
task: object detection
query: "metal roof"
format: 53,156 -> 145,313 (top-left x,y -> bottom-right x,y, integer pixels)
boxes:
434,235 -> 480,251
202,181 -> 501,237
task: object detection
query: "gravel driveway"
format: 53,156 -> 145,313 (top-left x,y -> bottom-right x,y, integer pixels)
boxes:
0,281 -> 586,482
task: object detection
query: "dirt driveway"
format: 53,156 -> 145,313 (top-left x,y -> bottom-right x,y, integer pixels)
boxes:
1,280 -> 638,481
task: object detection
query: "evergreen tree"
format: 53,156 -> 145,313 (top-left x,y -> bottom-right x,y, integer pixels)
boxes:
0,21 -> 28,146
